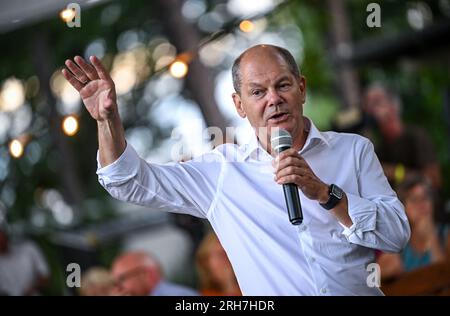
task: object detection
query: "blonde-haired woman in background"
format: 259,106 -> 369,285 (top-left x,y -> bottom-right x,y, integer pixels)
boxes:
196,231 -> 241,296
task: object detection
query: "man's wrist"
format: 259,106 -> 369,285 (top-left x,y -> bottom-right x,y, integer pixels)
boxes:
319,184 -> 345,210
97,110 -> 120,127
97,113 -> 127,167
318,183 -> 330,204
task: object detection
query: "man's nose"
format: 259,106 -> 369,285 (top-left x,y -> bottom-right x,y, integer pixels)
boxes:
266,88 -> 283,107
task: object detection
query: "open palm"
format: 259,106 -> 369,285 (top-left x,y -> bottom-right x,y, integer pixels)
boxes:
80,79 -> 116,121
62,56 -> 117,121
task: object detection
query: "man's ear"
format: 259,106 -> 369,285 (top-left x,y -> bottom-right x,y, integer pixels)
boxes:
232,92 -> 246,118
297,76 -> 306,104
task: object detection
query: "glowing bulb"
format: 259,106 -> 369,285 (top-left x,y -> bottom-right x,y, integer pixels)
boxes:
62,115 -> 79,136
9,139 -> 24,158
0,78 -> 25,112
60,9 -> 76,22
239,20 -> 254,33
169,61 -> 188,78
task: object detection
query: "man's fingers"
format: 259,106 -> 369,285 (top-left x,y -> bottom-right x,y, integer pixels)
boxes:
90,56 -> 110,81
74,56 -> 99,81
276,148 -> 298,160
274,155 -> 307,171
61,68 -> 84,91
273,149 -> 304,165
65,60 -> 89,83
275,166 -> 308,180
276,174 -> 303,186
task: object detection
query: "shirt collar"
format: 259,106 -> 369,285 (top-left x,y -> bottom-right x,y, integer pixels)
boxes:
242,117 -> 330,161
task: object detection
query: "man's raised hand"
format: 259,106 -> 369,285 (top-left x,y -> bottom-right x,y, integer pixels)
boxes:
62,56 -> 117,122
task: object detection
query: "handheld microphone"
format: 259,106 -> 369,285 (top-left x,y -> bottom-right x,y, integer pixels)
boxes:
271,128 -> 303,225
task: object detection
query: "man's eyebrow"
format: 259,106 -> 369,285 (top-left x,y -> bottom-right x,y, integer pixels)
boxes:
275,76 -> 291,84
247,82 -> 264,88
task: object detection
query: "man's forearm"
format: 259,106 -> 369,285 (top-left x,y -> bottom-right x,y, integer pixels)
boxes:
97,113 -> 126,167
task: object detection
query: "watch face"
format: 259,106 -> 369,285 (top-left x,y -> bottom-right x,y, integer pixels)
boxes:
331,185 -> 343,199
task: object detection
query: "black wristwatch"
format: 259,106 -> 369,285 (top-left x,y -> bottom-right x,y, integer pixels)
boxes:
320,184 -> 344,210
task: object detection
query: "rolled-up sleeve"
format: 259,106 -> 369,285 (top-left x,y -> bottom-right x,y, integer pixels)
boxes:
97,143 -> 141,187
341,139 -> 411,253
96,144 -> 221,218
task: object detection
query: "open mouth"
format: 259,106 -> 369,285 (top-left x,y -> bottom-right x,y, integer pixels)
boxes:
268,112 -> 289,122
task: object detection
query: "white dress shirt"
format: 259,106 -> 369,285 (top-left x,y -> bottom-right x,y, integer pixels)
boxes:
97,117 -> 410,296
0,241 -> 49,296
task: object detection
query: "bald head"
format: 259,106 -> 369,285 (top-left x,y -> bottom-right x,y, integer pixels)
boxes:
111,251 -> 162,296
232,45 -> 300,95
112,251 -> 159,274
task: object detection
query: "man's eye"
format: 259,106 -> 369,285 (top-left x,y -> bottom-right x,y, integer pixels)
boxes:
279,83 -> 291,90
252,90 -> 262,96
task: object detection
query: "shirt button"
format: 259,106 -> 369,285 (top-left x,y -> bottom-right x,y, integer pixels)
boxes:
309,257 -> 316,263
320,288 -> 327,294
301,225 -> 307,232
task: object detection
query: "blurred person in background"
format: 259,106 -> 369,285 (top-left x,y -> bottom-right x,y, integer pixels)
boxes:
362,84 -> 442,191
377,176 -> 445,282
196,231 -> 241,296
110,251 -> 198,296
0,227 -> 49,296
79,266 -> 115,296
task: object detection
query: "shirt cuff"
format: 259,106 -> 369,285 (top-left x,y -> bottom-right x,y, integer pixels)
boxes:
339,192 -> 377,242
96,144 -> 141,187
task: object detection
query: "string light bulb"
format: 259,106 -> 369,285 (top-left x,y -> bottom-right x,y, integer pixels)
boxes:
169,60 -> 189,78
62,115 -> 79,136
60,8 -> 76,22
239,20 -> 254,33
9,139 -> 24,158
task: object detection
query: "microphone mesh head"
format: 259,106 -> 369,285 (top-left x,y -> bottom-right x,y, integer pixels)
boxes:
270,128 -> 292,153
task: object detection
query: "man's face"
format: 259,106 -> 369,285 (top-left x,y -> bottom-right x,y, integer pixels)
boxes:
364,88 -> 398,123
111,262 -> 152,296
232,49 -> 306,142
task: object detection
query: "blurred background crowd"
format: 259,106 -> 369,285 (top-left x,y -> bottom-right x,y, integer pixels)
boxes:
0,0 -> 450,296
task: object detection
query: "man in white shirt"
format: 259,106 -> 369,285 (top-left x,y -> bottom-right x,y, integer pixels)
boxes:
0,228 -> 49,296
62,44 -> 410,295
